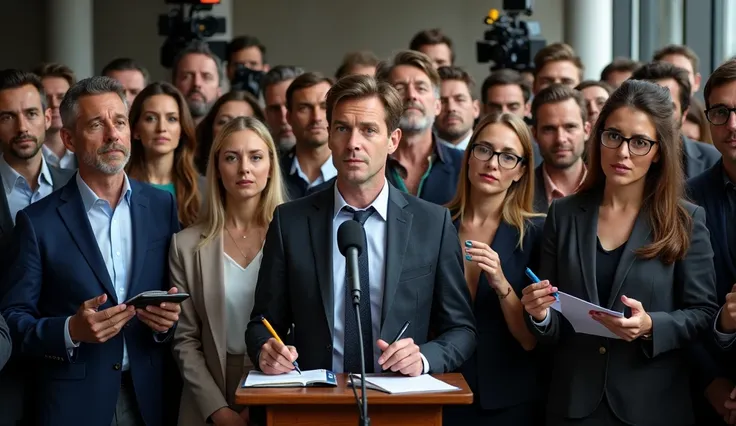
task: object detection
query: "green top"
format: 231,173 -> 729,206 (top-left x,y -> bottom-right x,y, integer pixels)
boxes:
389,156 -> 435,197
150,182 -> 176,196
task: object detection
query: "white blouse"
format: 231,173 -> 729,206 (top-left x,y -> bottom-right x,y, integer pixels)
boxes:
223,249 -> 262,355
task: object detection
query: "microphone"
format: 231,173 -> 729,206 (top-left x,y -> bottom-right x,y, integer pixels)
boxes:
337,220 -> 364,307
336,220 -> 371,426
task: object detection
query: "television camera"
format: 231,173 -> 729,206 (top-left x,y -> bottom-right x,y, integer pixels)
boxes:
476,0 -> 547,71
158,0 -> 228,69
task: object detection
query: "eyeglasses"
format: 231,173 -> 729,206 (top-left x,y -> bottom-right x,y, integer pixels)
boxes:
705,106 -> 736,126
470,144 -> 525,170
600,130 -> 657,156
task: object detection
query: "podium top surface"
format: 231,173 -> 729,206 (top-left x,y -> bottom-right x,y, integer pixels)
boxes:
235,373 -> 473,406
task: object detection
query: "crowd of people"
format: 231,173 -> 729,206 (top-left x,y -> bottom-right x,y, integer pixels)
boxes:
0,27 -> 735,426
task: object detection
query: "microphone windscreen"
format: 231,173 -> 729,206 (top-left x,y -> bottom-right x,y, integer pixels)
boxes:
337,220 -> 365,257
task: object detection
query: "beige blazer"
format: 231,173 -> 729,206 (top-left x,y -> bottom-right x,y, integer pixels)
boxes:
170,224 -> 254,426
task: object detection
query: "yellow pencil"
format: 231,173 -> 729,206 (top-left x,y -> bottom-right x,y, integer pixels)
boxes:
260,316 -> 302,375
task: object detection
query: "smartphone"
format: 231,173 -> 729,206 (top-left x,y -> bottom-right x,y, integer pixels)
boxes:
124,290 -> 190,309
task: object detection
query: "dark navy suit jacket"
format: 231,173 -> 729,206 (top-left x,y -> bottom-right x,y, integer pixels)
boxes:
687,161 -> 736,388
0,176 -> 180,426
452,217 -> 546,412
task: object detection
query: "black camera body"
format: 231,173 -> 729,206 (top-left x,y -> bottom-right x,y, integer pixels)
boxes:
158,0 -> 228,68
476,0 -> 546,71
230,64 -> 265,98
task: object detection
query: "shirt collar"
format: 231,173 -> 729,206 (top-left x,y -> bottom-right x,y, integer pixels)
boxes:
290,154 -> 338,181
333,179 -> 390,221
542,162 -> 587,204
388,134 -> 447,179
437,131 -> 472,151
76,172 -> 132,212
0,154 -> 54,196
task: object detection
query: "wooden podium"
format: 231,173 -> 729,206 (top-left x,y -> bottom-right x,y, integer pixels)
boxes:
235,373 -> 472,426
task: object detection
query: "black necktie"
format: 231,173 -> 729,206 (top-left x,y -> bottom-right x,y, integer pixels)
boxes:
343,206 -> 375,374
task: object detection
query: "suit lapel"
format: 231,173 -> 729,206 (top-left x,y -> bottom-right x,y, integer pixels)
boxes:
381,186 -> 412,327
308,188 -> 335,339
605,209 -> 652,309
683,136 -> 703,179
199,233 -> 227,383
490,221 -> 518,265
57,180 -> 118,302
574,191 -> 601,304
127,182 -> 149,298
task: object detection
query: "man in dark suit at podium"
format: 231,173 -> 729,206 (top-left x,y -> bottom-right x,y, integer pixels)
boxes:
246,74 -> 476,377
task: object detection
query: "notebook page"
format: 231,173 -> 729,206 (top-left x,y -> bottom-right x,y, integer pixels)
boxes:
355,374 -> 460,394
243,369 -> 328,387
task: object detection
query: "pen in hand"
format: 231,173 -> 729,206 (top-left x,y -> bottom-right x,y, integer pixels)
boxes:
380,321 -> 411,372
260,316 -> 302,375
525,267 -> 558,299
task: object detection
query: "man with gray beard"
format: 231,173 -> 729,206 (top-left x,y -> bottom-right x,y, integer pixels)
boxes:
0,69 -> 74,426
435,66 -> 479,151
377,50 -> 463,205
172,41 -> 223,125
0,76 -> 184,426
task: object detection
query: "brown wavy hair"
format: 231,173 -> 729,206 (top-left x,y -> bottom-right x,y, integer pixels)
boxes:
127,82 -> 201,227
579,79 -> 692,264
194,90 -> 265,174
445,112 -> 543,249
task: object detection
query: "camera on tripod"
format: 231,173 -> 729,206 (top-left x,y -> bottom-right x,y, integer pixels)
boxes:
476,0 -> 546,71
158,0 -> 228,68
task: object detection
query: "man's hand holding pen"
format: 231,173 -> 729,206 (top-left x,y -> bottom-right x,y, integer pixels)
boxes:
258,337 -> 299,375
259,316 -> 302,375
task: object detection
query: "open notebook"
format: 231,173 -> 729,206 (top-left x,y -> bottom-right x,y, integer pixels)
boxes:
348,374 -> 460,394
242,369 -> 337,388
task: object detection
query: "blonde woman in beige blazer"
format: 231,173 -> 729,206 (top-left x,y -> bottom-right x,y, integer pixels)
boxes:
170,116 -> 286,426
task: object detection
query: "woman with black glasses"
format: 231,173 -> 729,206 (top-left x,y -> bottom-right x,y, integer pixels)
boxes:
520,79 -> 718,426
443,112 -> 546,426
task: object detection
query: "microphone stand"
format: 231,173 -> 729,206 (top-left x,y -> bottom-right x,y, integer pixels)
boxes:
348,259 -> 370,426
353,301 -> 370,426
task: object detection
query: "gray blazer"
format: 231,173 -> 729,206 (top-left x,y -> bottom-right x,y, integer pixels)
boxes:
683,135 -> 720,180
526,188 -> 718,426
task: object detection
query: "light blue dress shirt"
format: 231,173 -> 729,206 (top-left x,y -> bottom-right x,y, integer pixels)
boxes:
330,180 -> 429,374
42,144 -> 77,170
0,154 -> 54,224
291,155 -> 338,188
64,173 -> 134,371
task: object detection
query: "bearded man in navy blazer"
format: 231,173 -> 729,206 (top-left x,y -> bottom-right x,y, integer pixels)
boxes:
0,76 -> 182,426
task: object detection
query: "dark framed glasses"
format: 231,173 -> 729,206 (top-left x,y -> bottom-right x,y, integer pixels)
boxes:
705,105 -> 736,126
600,130 -> 657,156
470,144 -> 525,170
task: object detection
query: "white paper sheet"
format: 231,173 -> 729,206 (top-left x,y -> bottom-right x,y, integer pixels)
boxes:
349,374 -> 460,394
555,291 -> 624,339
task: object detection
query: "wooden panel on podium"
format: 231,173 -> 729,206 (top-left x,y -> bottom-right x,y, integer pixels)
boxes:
235,373 -> 472,426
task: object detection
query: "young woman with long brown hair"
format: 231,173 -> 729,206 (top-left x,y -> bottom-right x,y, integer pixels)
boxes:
443,112 -> 545,426
520,79 -> 718,426
127,82 -> 203,227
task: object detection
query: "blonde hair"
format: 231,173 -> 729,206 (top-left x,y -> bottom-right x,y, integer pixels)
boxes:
445,112 -> 543,249
197,116 -> 286,249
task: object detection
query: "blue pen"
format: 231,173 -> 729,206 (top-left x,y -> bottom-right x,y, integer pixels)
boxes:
525,267 -> 558,299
